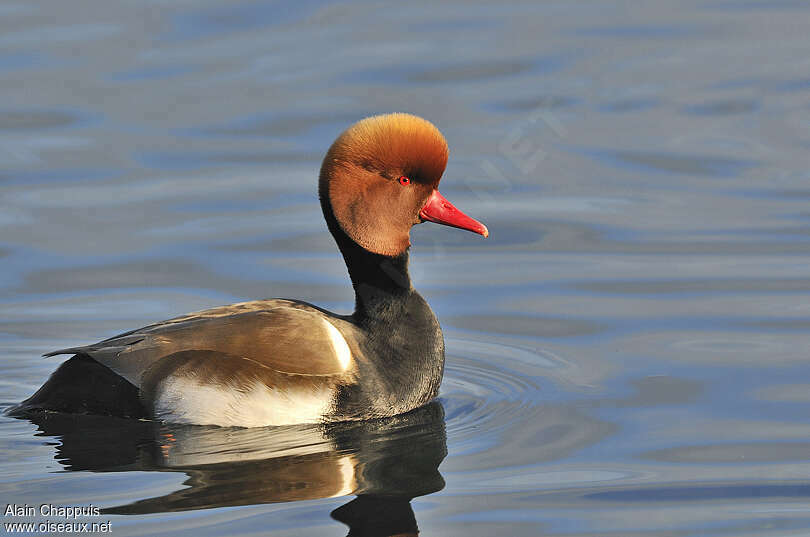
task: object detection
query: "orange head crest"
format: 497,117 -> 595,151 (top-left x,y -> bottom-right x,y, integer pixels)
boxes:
320,113 -> 486,256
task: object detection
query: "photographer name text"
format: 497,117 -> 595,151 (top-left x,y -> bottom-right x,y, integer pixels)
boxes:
4,504 -> 111,534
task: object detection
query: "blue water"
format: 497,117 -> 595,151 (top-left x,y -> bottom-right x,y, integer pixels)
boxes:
2,1 -> 810,535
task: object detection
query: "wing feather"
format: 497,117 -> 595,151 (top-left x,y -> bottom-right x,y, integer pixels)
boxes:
43,300 -> 356,388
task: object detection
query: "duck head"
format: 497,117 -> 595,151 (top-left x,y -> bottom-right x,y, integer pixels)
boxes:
319,113 -> 488,257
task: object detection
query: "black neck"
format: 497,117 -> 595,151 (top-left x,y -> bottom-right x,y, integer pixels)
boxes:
321,195 -> 413,321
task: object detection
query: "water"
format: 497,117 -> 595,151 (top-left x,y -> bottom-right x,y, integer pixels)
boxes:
2,1 -> 810,535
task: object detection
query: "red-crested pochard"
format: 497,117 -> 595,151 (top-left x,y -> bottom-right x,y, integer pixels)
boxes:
15,113 -> 488,427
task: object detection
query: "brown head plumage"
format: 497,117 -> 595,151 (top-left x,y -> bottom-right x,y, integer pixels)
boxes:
319,113 -> 449,256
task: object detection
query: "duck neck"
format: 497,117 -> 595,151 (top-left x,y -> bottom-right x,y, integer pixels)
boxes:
321,193 -> 415,321
336,227 -> 414,321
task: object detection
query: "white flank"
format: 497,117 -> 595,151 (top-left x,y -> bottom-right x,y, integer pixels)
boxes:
153,377 -> 334,427
323,318 -> 352,371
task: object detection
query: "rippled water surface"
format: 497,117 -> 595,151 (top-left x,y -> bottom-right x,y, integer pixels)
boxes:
2,1 -> 810,535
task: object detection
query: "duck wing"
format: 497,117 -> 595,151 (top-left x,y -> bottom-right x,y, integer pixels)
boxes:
43,299 -> 356,388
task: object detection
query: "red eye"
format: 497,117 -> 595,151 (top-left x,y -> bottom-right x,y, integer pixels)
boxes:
398,176 -> 411,186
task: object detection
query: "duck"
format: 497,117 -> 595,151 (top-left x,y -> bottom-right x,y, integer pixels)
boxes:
13,113 -> 488,428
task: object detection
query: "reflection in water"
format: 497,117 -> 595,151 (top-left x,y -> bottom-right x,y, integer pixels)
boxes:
22,401 -> 446,536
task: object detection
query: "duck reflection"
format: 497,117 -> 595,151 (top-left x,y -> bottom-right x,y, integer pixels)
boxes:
21,401 -> 446,536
